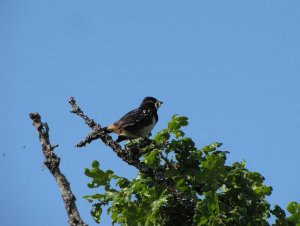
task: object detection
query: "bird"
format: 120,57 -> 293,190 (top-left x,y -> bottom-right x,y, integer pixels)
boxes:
104,97 -> 163,142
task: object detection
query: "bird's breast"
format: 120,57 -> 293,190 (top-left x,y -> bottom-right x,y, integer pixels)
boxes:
137,116 -> 157,137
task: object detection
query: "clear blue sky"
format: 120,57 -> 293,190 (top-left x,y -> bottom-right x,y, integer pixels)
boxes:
1,1 -> 299,225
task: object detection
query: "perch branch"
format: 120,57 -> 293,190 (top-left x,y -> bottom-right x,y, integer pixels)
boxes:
68,97 -> 196,219
29,112 -> 87,226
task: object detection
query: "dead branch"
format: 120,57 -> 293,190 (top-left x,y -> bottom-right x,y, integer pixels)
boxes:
29,112 -> 87,226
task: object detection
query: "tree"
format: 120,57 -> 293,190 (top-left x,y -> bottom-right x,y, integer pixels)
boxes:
30,97 -> 300,226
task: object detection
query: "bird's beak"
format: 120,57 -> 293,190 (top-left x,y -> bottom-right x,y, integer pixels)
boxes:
155,100 -> 163,108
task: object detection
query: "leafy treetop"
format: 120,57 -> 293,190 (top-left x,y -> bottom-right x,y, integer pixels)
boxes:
84,115 -> 300,226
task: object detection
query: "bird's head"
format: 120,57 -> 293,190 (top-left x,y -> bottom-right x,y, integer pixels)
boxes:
141,97 -> 163,109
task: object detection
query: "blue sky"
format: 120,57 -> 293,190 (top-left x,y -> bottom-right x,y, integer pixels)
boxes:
1,1 -> 300,225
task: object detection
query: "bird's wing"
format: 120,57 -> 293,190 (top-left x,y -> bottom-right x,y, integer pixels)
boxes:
114,108 -> 152,130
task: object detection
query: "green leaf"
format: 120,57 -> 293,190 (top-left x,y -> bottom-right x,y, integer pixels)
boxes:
143,150 -> 159,167
287,202 -> 300,224
199,216 -> 208,225
116,177 -> 130,188
91,203 -> 102,224
288,202 -> 298,214
211,142 -> 223,148
201,145 -> 216,154
176,178 -> 187,192
175,130 -> 185,138
168,115 -> 189,133
168,120 -> 181,130
84,168 -> 91,177
201,142 -> 223,155
92,160 -> 100,168
87,182 -> 95,188
151,194 -> 171,214
176,116 -> 189,126
154,129 -> 170,143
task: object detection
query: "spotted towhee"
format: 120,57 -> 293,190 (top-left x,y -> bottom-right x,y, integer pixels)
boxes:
104,97 -> 163,142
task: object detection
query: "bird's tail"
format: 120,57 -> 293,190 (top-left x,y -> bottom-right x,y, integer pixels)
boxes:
102,127 -> 110,133
116,135 -> 128,142
102,124 -> 115,133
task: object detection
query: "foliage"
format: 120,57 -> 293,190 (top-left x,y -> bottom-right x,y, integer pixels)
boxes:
84,115 -> 299,226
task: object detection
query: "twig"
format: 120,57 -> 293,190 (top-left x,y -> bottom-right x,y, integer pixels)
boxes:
29,112 -> 87,226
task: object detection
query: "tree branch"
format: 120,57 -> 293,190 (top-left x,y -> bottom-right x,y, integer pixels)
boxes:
68,97 -> 196,220
29,112 -> 87,226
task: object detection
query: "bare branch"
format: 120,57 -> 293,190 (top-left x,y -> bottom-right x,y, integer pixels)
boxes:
29,112 -> 87,226
68,97 -> 126,157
